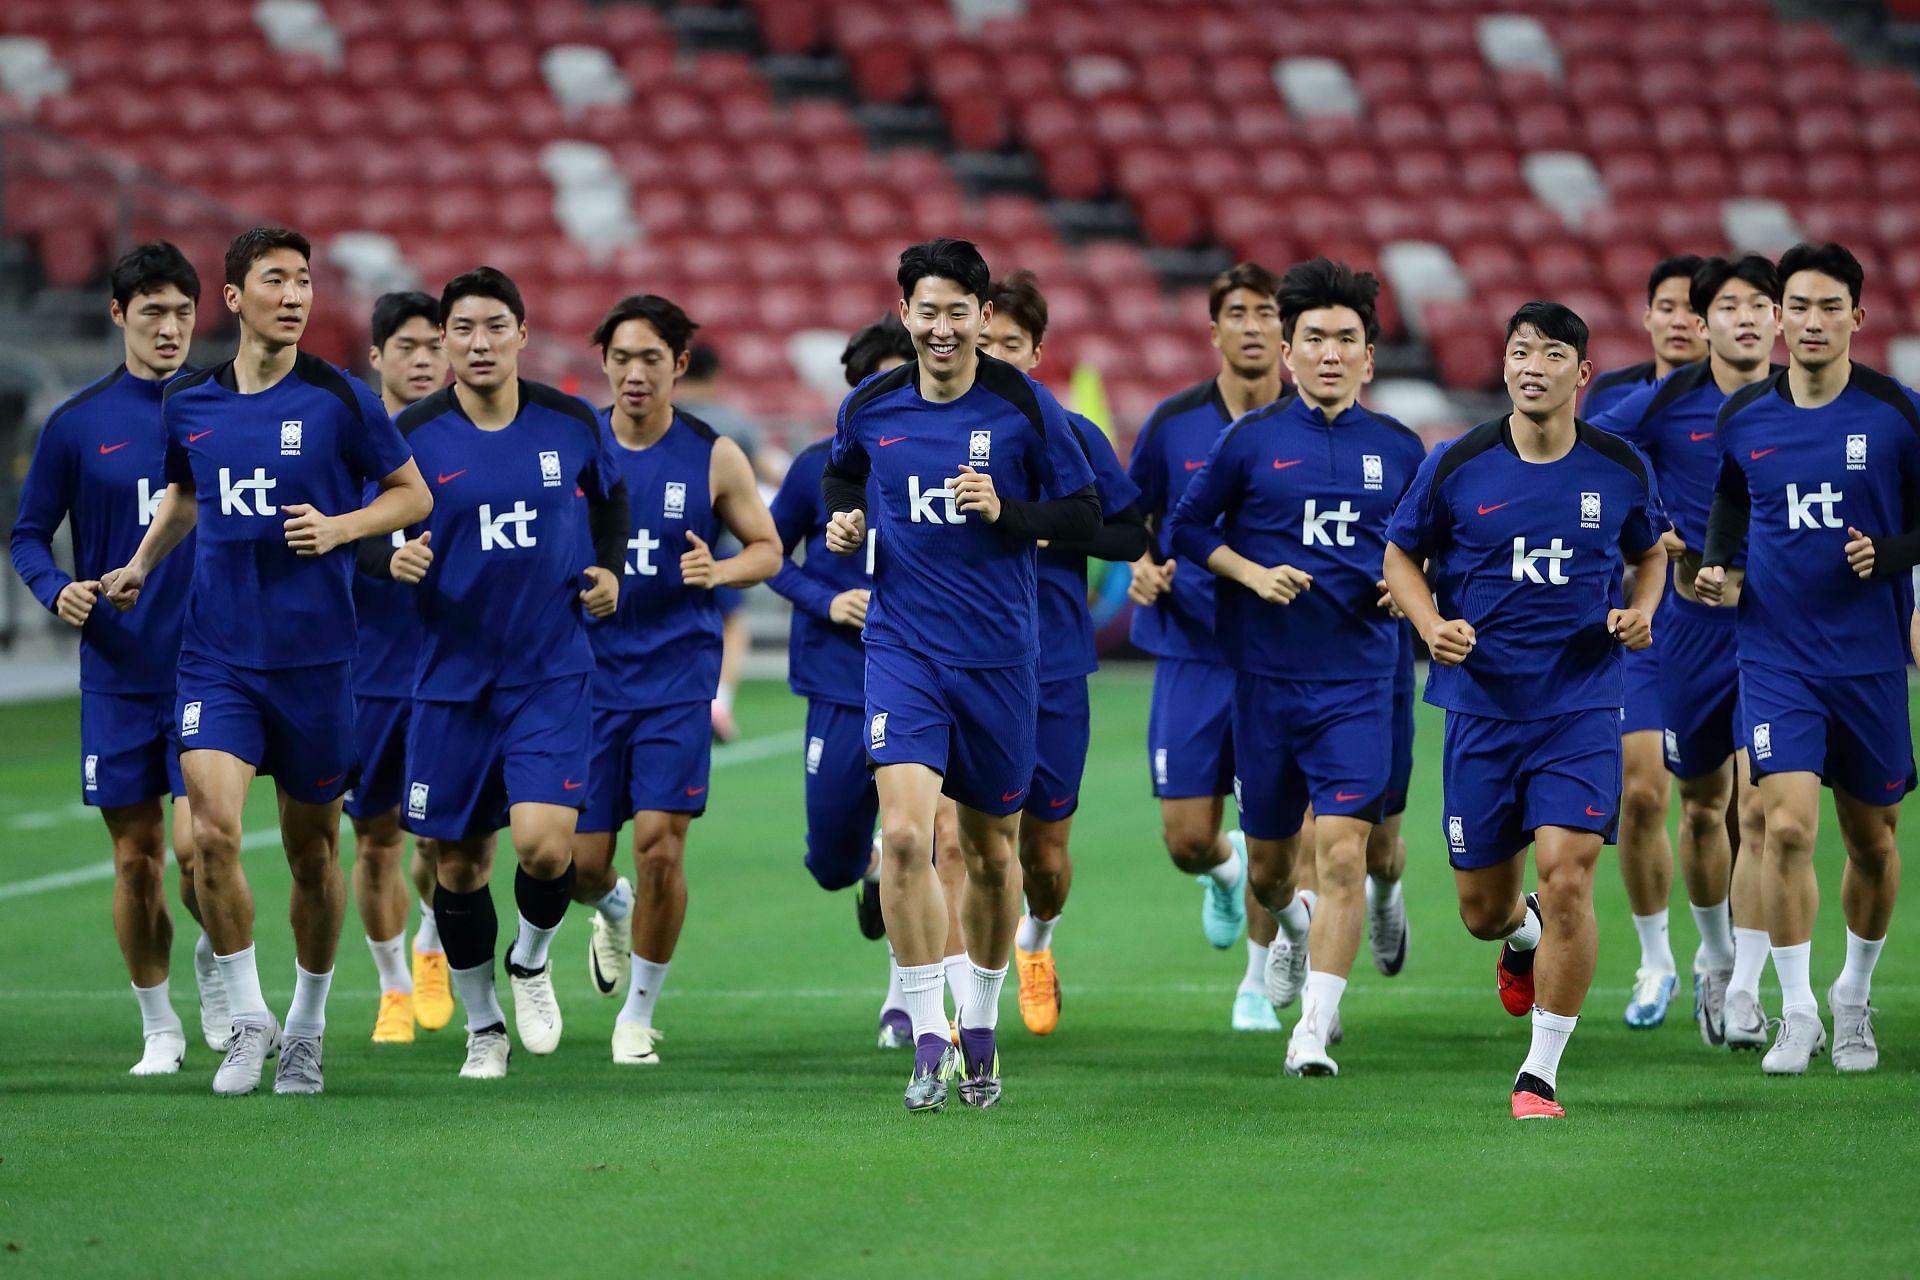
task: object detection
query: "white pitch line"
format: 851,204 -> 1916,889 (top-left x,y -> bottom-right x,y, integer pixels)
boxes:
0,730 -> 802,904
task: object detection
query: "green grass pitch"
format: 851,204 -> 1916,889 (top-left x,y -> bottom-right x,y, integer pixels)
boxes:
0,672 -> 1914,1277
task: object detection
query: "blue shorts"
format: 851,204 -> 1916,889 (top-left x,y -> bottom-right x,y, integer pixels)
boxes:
1441,708 -> 1622,870
1656,597 -> 1741,779
175,652 -> 354,805
1621,642 -> 1662,736
1026,675 -> 1090,821
802,698 -> 879,890
865,643 -> 1037,818
715,585 -> 745,619
1233,674 -> 1393,841
579,700 -> 713,833
1742,661 -> 1916,804
1147,657 -> 1235,799
1386,647 -> 1417,817
344,694 -> 410,821
79,690 -> 183,807
402,675 -> 592,841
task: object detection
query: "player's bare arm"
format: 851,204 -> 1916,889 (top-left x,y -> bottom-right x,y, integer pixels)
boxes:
1384,542 -> 1474,665
1608,540 -> 1667,650
283,457 -> 432,558
689,436 -> 780,589
1205,544 -> 1311,604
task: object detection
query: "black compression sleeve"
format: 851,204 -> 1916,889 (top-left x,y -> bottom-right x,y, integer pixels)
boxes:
1871,530 -> 1920,579
1701,490 -> 1750,569
589,480 -> 630,575
1049,502 -> 1150,562
822,460 -> 868,515
356,535 -> 394,580
994,486 -> 1101,544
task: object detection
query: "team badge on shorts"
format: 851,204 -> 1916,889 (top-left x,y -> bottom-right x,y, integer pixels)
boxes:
408,782 -> 430,821
1447,815 -> 1466,857
1580,491 -> 1601,528
664,482 -> 686,519
1752,722 -> 1772,761
1664,728 -> 1679,765
869,713 -> 888,749
279,420 -> 303,455
806,735 -> 825,775
181,701 -> 202,736
1154,747 -> 1168,788
84,754 -> 98,792
970,430 -> 991,466
539,450 -> 562,487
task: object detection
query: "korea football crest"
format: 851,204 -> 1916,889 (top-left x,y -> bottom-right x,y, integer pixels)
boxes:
1847,434 -> 1867,471
540,450 -> 563,487
1362,454 -> 1383,490
279,420 -> 302,455
969,430 -> 991,467
1580,491 -> 1601,529
664,482 -> 686,519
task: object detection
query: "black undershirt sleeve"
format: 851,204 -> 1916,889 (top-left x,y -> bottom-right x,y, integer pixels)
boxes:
1701,491 -> 1750,570
822,459 -> 869,516
1049,501 -> 1150,562
994,486 -> 1101,545
588,480 -> 630,576
356,535 -> 395,581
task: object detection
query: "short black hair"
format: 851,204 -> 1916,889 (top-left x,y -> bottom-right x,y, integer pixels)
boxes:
1277,257 -> 1380,344
110,241 -> 200,310
224,226 -> 310,290
370,291 -> 439,350
591,294 -> 698,358
441,267 -> 526,326
1689,255 -> 1780,316
841,313 -> 916,386
684,345 -> 720,380
1776,241 -> 1865,307
1208,261 -> 1281,320
988,270 -> 1049,346
1646,254 -> 1705,304
1505,300 -> 1589,360
897,238 -> 990,303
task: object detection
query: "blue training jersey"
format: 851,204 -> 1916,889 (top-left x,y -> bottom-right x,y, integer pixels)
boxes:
1127,379 -> 1246,662
768,439 -> 872,707
1711,364 -> 1920,676
1036,413 -> 1142,684
1169,395 -> 1427,681
827,355 -> 1095,669
398,380 -> 620,699
1385,418 -> 1665,720
163,354 -> 409,670
1581,360 -> 1657,422
9,365 -> 196,695
586,407 -> 725,709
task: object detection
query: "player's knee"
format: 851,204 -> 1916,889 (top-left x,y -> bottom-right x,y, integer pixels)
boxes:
1621,772 -> 1668,826
1162,824 -> 1215,872
189,810 -> 242,862
1843,823 -> 1900,873
1458,898 -> 1513,940
1315,838 -> 1365,897
1536,859 -> 1594,912
112,834 -> 168,896
881,823 -> 933,870
631,833 -> 685,885
1679,793 -> 1728,845
1764,811 -> 1817,860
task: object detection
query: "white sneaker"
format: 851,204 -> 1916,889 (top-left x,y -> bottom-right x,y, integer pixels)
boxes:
1761,1009 -> 1826,1075
508,960 -> 563,1055
589,880 -> 631,997
1724,988 -> 1768,1051
212,1014 -> 281,1097
460,1028 -> 511,1079
1828,984 -> 1879,1073
1231,987 -> 1282,1032
1264,893 -> 1313,1010
612,1022 -> 664,1065
273,1034 -> 325,1095
1365,880 -> 1409,977
130,1028 -> 186,1076
1694,967 -> 1732,1047
1285,1010 -> 1339,1077
195,941 -> 231,1051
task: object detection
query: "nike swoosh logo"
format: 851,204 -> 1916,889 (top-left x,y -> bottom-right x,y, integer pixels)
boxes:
1888,780 -> 1905,791
1001,789 -> 1025,803
1183,460 -> 1205,471
1750,448 -> 1776,460
315,774 -> 344,787
562,779 -> 583,791
188,429 -> 215,443
1585,805 -> 1607,817
1689,431 -> 1713,442
437,470 -> 466,484
1049,796 -> 1072,808
878,435 -> 908,447
98,441 -> 129,455
685,786 -> 707,797
1335,790 -> 1364,802
1477,502 -> 1509,515
1272,459 -> 1303,470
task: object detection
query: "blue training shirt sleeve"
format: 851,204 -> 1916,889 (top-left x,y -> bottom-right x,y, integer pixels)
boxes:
1386,441 -> 1449,558
342,376 -> 411,485
162,395 -> 192,488
1080,417 -> 1142,515
1620,444 -> 1664,559
1033,387 -> 1095,500
1127,413 -> 1166,520
1166,426 -> 1238,567
8,412 -> 76,610
1588,377 -> 1661,453
827,391 -> 870,479
767,562 -> 841,622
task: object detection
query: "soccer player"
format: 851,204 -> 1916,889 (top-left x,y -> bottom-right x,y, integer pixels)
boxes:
100,227 -> 431,1096
1169,259 -> 1425,1073
1587,255 -> 1781,1047
1126,262 -> 1293,1030
1698,242 -> 1917,1075
1584,256 -> 1707,1027
8,242 -> 223,1073
1385,301 -> 1666,1118
375,267 -> 627,1080
347,290 -> 453,1043
978,270 -> 1150,1036
822,238 -> 1097,1110
569,295 -> 779,1066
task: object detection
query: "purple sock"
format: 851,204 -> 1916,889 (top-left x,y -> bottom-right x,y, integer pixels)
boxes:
913,1033 -> 949,1076
959,1024 -> 995,1074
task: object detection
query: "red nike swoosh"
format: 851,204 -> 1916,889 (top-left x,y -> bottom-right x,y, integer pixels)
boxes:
1750,448 -> 1776,460
1272,459 -> 1303,470
1183,459 -> 1205,471
1477,502 -> 1509,515
1689,431 -> 1713,442
1585,805 -> 1607,817
878,435 -> 908,447
1049,796 -> 1072,808
436,470 -> 466,484
1335,790 -> 1364,802
98,441 -> 129,455
1001,789 -> 1026,803
315,774 -> 344,787
685,786 -> 707,797
188,429 -> 215,443
1888,780 -> 1905,791
575,486 -> 585,497
562,779 -> 583,791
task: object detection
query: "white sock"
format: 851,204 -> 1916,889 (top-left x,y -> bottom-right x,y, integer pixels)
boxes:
413,899 -> 442,954
1301,970 -> 1346,1038
509,913 -> 559,972
284,963 -> 332,1040
960,960 -> 1007,1032
1518,1008 -> 1578,1091
1505,899 -> 1542,952
1689,899 -> 1735,971
1730,926 -> 1770,999
1273,890 -> 1310,943
942,952 -> 970,1014
1632,909 -> 1675,973
1771,940 -> 1815,1016
215,944 -> 269,1019
367,932 -> 412,994
1239,939 -> 1268,993
1016,912 -> 1057,953
1832,928 -> 1885,1006
450,959 -> 505,1032
898,960 -> 947,1042
133,978 -> 181,1037
1206,846 -> 1243,889
1365,874 -> 1402,914
882,947 -> 907,1014
617,956 -> 671,1028
594,880 -> 634,923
